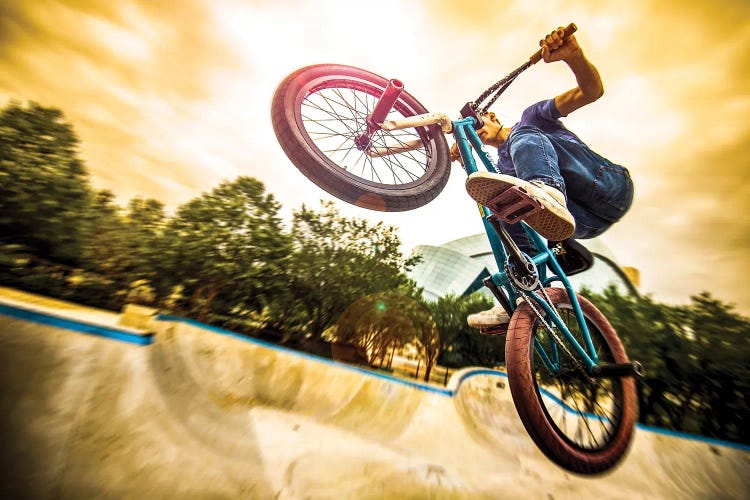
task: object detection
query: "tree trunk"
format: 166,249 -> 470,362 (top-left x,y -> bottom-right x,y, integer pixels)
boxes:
423,361 -> 432,383
199,287 -> 219,322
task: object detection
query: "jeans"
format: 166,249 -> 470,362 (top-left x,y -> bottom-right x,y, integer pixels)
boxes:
498,125 -> 634,253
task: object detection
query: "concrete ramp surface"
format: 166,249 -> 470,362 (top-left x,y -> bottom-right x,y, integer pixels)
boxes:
0,295 -> 748,499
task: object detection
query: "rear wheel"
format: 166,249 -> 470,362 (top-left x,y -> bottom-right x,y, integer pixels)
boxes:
271,64 -> 450,212
506,288 -> 637,474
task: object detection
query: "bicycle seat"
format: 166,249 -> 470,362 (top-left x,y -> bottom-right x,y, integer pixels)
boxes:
548,238 -> 593,276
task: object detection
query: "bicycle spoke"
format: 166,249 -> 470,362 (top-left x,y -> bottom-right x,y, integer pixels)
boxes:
299,81 -> 435,187
590,389 -> 617,424
376,131 -> 426,163
316,96 -> 360,136
530,299 -> 626,452
302,115 -> 356,136
365,153 -> 384,183
370,136 -> 421,182
333,88 -> 369,137
371,134 -> 427,179
570,387 -> 601,448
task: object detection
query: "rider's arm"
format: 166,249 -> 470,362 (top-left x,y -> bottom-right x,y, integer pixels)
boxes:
554,51 -> 604,117
540,28 -> 604,117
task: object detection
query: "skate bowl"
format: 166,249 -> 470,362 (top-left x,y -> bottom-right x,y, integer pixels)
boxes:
0,293 -> 748,498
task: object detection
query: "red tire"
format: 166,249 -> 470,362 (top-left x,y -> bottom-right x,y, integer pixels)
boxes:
506,288 -> 637,474
271,64 -> 450,212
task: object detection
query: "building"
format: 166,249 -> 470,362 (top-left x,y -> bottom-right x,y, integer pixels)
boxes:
409,234 -> 638,302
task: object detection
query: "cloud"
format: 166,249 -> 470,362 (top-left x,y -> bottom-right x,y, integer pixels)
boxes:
0,0 -> 748,312
0,0 -> 238,206
421,0 -> 750,312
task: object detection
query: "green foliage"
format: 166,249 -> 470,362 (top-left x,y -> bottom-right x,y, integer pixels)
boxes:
2,98 -> 748,446
433,292 -> 503,368
160,176 -> 291,320
270,201 -> 417,339
334,291 -> 423,366
0,101 -> 92,264
409,297 -> 442,382
584,287 -> 750,445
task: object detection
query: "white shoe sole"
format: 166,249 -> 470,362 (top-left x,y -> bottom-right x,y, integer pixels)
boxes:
466,173 -> 575,241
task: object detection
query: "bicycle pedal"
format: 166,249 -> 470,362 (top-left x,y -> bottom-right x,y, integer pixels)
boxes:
591,361 -> 644,378
488,186 -> 543,224
479,325 -> 509,336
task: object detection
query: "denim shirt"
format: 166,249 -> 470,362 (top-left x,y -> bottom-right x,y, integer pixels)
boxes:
497,99 -> 633,234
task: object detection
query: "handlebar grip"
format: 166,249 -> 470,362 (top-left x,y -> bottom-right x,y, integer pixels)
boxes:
529,23 -> 577,64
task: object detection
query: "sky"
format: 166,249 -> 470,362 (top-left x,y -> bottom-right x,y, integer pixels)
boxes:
1,0 -> 749,313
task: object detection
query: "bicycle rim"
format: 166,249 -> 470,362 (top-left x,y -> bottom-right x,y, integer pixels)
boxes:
532,303 -> 624,452
506,288 -> 636,474
297,78 -> 434,188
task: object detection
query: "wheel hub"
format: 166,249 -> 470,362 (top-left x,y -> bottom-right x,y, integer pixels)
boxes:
354,134 -> 372,151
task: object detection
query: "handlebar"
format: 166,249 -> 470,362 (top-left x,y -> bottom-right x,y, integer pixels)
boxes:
529,23 -> 577,64
371,23 -> 580,142
469,22 -> 578,116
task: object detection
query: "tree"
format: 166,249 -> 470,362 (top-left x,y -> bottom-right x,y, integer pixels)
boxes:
126,197 -> 165,230
161,176 -> 291,320
434,292 -> 502,368
584,287 -> 693,430
584,286 -> 750,445
273,201 -> 419,340
684,293 -> 750,443
334,291 -> 417,366
76,190 -> 131,306
124,196 -> 167,300
409,298 -> 441,382
0,101 -> 92,264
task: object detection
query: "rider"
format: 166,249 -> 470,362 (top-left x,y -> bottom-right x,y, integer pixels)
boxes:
455,27 -> 634,330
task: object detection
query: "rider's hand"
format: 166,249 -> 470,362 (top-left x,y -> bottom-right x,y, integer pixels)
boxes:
540,27 -> 581,63
450,143 -> 463,165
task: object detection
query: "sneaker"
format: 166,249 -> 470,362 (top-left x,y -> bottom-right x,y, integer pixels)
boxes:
467,305 -> 511,329
465,172 -> 575,241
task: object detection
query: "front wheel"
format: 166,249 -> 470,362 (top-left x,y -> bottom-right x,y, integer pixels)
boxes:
506,288 -> 637,474
271,64 -> 451,212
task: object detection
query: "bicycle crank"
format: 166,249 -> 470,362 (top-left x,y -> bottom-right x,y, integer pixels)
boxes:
504,253 -> 539,292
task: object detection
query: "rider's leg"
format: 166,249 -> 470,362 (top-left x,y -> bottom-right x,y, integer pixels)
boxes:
466,127 -> 576,241
468,219 -> 538,332
567,199 -> 611,239
501,219 -> 536,255
507,125 -> 566,192
467,304 -> 511,332
507,127 -> 634,240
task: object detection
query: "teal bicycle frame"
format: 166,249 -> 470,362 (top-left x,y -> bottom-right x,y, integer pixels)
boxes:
451,117 -> 600,372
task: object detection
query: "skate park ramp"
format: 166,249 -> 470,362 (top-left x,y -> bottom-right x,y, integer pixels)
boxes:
0,291 -> 748,499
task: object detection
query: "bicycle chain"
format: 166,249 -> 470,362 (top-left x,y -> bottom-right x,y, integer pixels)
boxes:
519,285 -> 589,377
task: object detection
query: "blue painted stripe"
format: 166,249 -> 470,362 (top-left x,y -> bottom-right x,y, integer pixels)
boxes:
449,368 -> 507,390
636,423 -> 750,452
4,304 -> 747,451
419,365 -> 750,451
157,314 -> 453,397
100,311 -> 750,451
0,303 -> 153,346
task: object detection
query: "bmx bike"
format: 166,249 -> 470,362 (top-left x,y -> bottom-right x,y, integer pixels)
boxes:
271,24 -> 641,474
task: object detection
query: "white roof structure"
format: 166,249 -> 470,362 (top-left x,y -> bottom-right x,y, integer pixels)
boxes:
409,234 -> 638,301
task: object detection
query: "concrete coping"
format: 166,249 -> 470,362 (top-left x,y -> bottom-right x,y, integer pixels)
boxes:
118,303 -> 160,332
